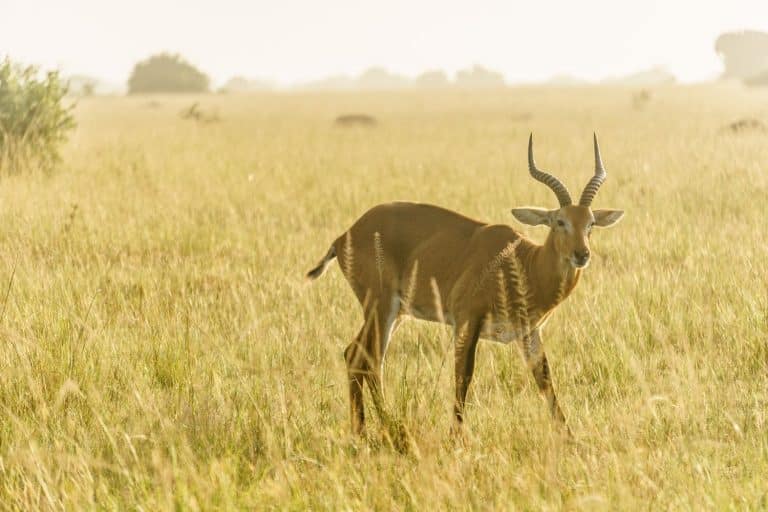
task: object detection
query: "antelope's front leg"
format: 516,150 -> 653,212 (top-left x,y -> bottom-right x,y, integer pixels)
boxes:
524,328 -> 570,433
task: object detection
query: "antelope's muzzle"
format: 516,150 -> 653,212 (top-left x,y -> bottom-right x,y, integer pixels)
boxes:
573,249 -> 590,268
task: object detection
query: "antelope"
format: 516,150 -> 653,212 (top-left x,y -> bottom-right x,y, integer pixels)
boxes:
334,114 -> 378,127
306,134 -> 624,435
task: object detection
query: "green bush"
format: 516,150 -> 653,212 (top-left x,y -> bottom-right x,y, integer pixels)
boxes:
128,53 -> 209,94
0,58 -> 76,175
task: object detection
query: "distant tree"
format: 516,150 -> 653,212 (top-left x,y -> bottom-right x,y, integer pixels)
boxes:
67,75 -> 100,96
356,67 -> 410,89
81,81 -> 95,97
302,74 -> 355,91
220,76 -> 273,93
128,53 -> 209,94
715,31 -> 768,80
546,74 -> 588,86
455,65 -> 505,88
744,70 -> 768,87
415,70 -> 450,88
602,66 -> 676,86
0,58 -> 76,175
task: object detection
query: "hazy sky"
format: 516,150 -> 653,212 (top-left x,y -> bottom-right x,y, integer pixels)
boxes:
2,0 -> 767,86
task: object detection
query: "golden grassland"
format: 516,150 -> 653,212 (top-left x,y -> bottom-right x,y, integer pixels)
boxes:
0,86 -> 766,510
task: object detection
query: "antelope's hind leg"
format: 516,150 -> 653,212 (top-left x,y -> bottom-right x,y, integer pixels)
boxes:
453,318 -> 482,429
344,336 -> 367,436
344,293 -> 400,435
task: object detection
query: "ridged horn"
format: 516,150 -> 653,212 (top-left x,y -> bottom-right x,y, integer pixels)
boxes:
527,133 -> 572,207
579,133 -> 607,207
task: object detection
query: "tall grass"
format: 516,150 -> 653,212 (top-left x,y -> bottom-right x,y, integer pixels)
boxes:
0,87 -> 766,509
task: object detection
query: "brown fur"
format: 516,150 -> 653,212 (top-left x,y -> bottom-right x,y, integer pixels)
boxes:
308,199 -> 623,435
334,114 -> 377,127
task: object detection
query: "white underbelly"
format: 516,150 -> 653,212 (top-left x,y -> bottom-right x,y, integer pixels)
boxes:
480,322 -> 530,344
480,313 -> 550,344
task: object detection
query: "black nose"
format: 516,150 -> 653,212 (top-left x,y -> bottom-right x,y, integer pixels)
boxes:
574,249 -> 590,262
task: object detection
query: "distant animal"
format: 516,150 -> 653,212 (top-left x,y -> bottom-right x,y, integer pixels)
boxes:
180,102 -> 219,123
724,118 -> 766,133
334,114 -> 377,127
509,112 -> 533,122
632,89 -> 652,110
307,134 -> 624,436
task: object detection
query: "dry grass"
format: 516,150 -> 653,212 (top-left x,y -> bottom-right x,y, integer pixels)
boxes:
0,86 -> 767,510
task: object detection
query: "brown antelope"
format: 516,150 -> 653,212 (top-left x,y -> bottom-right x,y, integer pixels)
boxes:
307,134 -> 624,435
334,114 -> 378,127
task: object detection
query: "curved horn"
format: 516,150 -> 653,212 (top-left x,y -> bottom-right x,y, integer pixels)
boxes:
527,133 -> 572,207
579,133 -> 607,207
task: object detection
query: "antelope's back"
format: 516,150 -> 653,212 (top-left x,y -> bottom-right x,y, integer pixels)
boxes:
333,202 -> 492,317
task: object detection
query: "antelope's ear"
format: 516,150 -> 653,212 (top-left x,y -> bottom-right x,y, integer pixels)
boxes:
511,207 -> 553,226
592,209 -> 624,227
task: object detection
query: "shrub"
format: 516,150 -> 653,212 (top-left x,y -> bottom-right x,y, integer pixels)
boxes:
0,58 -> 76,176
128,53 -> 209,94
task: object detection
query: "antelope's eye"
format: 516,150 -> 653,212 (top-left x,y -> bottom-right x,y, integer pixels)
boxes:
557,220 -> 566,227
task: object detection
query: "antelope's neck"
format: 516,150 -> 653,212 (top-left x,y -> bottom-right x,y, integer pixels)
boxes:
525,234 -> 581,313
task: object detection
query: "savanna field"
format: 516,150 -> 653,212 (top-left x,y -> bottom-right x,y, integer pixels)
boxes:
0,86 -> 767,510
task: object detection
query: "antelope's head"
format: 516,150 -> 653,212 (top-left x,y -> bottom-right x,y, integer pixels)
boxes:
512,134 -> 624,269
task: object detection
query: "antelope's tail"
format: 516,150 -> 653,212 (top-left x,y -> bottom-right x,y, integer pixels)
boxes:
306,245 -> 336,281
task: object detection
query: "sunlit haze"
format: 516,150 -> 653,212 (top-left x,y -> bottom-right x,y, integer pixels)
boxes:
3,0 -> 768,86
